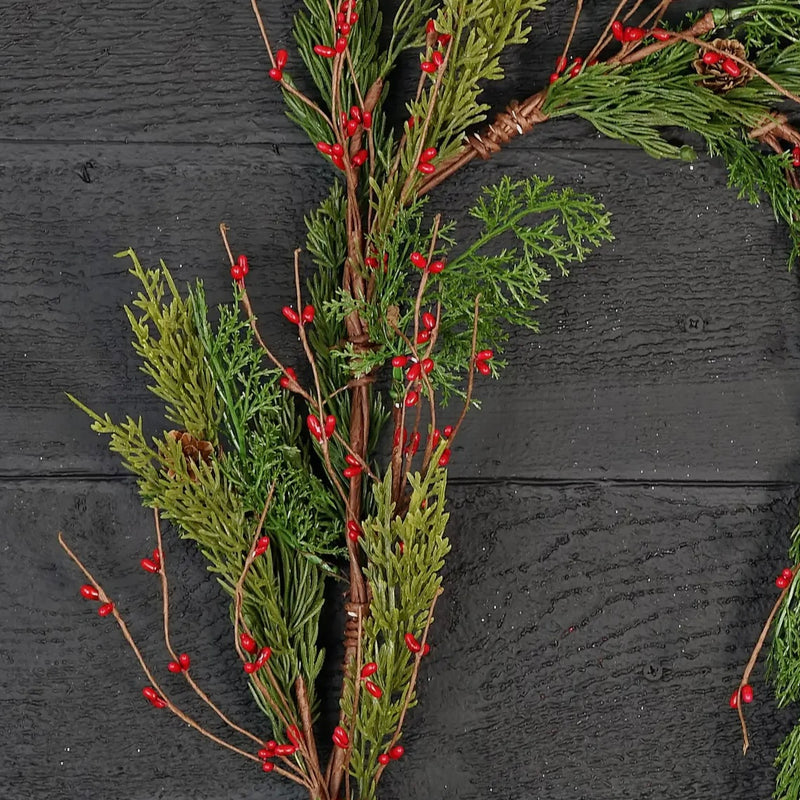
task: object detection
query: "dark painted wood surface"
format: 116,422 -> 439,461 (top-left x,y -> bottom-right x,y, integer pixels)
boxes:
2,1 -> 800,798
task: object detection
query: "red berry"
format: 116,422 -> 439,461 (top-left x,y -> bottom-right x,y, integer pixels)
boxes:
362,111 -> 372,129
417,162 -> 436,175
422,312 -> 437,330
256,647 -> 272,667
410,251 -> 427,269
389,745 -> 405,760
392,355 -> 408,368
365,256 -> 378,269
254,536 -> 270,556
421,61 -> 436,73
349,105 -> 362,121
276,49 -> 288,69
352,149 -> 368,167
262,761 -> 275,773
404,633 -> 421,653
274,744 -> 297,756
407,432 -> 421,456
332,726 -> 350,748
623,26 -> 645,42
240,632 -> 258,654
177,652 -> 190,670
378,753 -> 391,765
420,147 -> 438,162
97,602 -> 114,617
741,684 -> 754,703
364,680 -> 383,698
476,360 -> 491,375
428,260 -> 445,274
729,689 -> 739,708
777,576 -> 790,589
432,50 -> 444,67
569,60 -> 583,78
317,141 -> 333,154
345,453 -> 360,467
417,330 -> 430,344
430,429 -> 441,448
611,20 -> 624,41
346,118 -> 359,136
331,143 -> 344,157
301,305 -> 315,324
142,686 -> 159,703
422,642 -> 431,656
236,254 -> 249,275
307,415 -> 323,441
287,725 -> 303,745
347,520 -> 362,541
80,584 -> 99,600
282,306 -> 300,324
140,557 -> 159,573
279,367 -> 297,390
151,548 -> 161,566
361,662 -> 378,678
268,67 -> 283,81
167,660 -> 182,673
782,568 -> 794,581
405,390 -> 419,407
477,349 -> 494,360
335,36 -> 347,53
244,661 -> 259,674
313,45 -> 336,58
343,466 -> 362,478
438,448 -> 451,467
443,425 -> 453,438
421,358 -> 434,374
406,362 -> 421,381
702,51 -> 721,65
549,73 -> 560,84
721,58 -> 740,77
324,415 -> 336,437
651,28 -> 671,41
231,264 -> 245,281
555,56 -> 567,74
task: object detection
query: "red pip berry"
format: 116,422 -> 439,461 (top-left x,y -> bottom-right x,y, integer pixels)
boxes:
282,306 -> 300,324
365,256 -> 378,269
276,49 -> 288,69
349,105 -> 362,121
430,429 -> 441,448
236,254 -> 249,276
406,432 -> 421,456
332,725 -> 350,748
362,111 -> 372,129
178,652 -> 191,670
324,414 -> 337,437
421,61 -> 436,73
243,661 -> 259,674
405,390 -> 419,407
421,358 -> 434,374
345,454 -> 361,467
410,251 -> 427,269
406,362 -> 421,382
240,632 -> 258,654
301,305 -> 316,324
721,58 -> 741,77
343,466 -> 362,479
392,355 -> 408,368
782,568 -> 794,581
438,448 -> 451,467
422,312 -> 437,330
274,744 -> 297,756
378,753 -> 391,766
346,118 -> 359,136
389,745 -> 405,760
167,660 -> 182,673
80,584 -> 100,600
549,73 -> 560,84
417,330 -> 431,344
261,761 -> 275,773
279,367 -> 298,390
432,51 -> 444,67
258,743 -> 276,759
140,557 -> 159,574
651,28 -> 671,41
230,263 -> 245,281
313,44 -> 336,58
286,725 -> 304,746
335,36 -> 347,53
256,647 -> 272,667
777,575 -> 790,589
476,360 -> 491,375
428,260 -> 445,274
702,51 -> 721,65
422,642 -> 431,656
611,20 -> 624,41
417,162 -> 436,175
254,536 -> 270,556
364,680 -> 383,699
347,520 -> 362,542
442,425 -> 453,438
421,147 -> 438,163
317,141 -> 333,155
268,67 -> 283,81
555,56 -> 567,74
426,18 -> 436,34
741,684 -> 754,704
142,686 -> 160,704
307,415 -> 323,441
352,149 -> 368,167
729,689 -> 739,708
477,349 -> 494,360
361,661 -> 378,678
623,26 -> 645,42
568,58 -> 583,78
97,602 -> 114,617
404,633 -> 421,653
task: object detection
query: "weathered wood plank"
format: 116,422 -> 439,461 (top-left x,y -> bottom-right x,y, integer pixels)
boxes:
1,142 -> 798,481
2,479 -> 795,798
0,0 -> 708,149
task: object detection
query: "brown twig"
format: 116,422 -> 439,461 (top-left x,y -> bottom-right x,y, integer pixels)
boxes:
444,295 -> 481,450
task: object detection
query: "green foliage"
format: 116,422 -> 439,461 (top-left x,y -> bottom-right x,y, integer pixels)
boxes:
722,1 -> 800,54
343,464 -> 450,800
776,719 -> 800,800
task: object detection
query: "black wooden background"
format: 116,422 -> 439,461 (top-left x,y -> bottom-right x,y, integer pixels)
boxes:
3,1 -> 800,798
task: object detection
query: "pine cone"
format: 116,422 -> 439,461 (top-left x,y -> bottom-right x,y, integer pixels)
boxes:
693,39 -> 753,93
166,430 -> 214,480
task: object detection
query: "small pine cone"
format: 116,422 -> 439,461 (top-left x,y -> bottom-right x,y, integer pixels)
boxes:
166,430 -> 214,480
693,39 -> 753,93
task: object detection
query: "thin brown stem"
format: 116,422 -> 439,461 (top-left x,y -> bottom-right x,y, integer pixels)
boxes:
556,0 -> 584,71
445,295 -> 481,450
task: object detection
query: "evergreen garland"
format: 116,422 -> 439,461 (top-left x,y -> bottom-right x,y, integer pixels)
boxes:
57,1 -> 800,799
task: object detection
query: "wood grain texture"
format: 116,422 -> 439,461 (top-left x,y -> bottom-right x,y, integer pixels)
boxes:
1,142 -> 798,480
2,479 -> 795,799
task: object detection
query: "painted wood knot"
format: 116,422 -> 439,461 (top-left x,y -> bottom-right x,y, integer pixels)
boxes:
642,662 -> 663,681
683,315 -> 704,333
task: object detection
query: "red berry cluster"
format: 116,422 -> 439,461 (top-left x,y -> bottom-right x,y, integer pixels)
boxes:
240,630 -> 272,674
281,304 -> 315,325
142,686 -> 167,709
79,583 -> 114,616
404,632 -> 431,656
409,250 -> 445,274
347,520 -> 362,541
776,567 -> 794,590
167,652 -> 191,673
420,19 -> 450,74
417,146 -> 437,175
700,49 -> 741,77
474,348 -> 494,375
230,254 -> 250,282
377,745 -> 405,765
332,725 -> 350,749
279,367 -> 298,390
549,55 -> 596,83
360,661 -> 384,698
306,413 -> 336,442
268,49 -> 288,82
729,684 -> 754,708
140,547 -> 161,574
792,145 -> 800,168
343,453 -> 363,479
313,0 -> 358,58
253,536 -> 270,557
